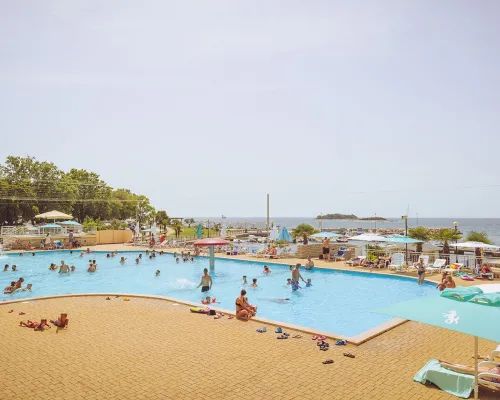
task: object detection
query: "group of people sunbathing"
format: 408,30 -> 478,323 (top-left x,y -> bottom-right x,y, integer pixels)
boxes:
257,245 -> 278,258
20,313 -> 69,331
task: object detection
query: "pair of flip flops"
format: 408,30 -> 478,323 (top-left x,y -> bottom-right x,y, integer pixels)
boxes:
277,333 -> 289,339
322,359 -> 334,365
335,340 -> 347,346
312,335 -> 326,341
318,342 -> 329,351
275,327 -> 283,333
256,327 -> 267,333
292,334 -> 302,339
343,352 -> 355,358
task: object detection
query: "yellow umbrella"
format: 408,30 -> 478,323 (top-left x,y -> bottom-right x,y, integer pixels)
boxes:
35,210 -> 73,222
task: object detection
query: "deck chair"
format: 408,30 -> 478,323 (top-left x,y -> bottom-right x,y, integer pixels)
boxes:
474,264 -> 494,280
486,344 -> 500,361
426,259 -> 446,274
333,247 -> 346,261
388,253 -> 406,272
478,361 -> 500,389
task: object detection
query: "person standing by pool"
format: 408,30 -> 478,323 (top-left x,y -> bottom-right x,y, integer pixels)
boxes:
197,268 -> 212,292
322,237 -> 330,261
292,264 -> 306,284
416,258 -> 426,285
68,230 -> 74,249
44,233 -> 52,250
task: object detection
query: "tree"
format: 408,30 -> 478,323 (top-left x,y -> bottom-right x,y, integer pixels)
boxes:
171,219 -> 183,238
155,210 -> 170,231
408,226 -> 432,253
213,223 -> 222,235
432,228 -> 462,261
292,224 -> 316,244
465,231 -> 492,245
185,218 -> 195,228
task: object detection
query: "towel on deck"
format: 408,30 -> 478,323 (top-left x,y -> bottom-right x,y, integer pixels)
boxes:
414,359 -> 475,399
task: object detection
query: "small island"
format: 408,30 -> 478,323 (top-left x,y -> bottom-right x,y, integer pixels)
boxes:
316,213 -> 386,221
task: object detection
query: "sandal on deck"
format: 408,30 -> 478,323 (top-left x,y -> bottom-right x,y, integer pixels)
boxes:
256,327 -> 267,333
275,327 -> 282,333
292,334 -> 302,338
277,334 -> 288,339
343,353 -> 355,358
322,359 -> 334,364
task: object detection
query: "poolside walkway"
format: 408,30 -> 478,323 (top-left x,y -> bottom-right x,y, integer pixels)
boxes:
1,295 -> 498,400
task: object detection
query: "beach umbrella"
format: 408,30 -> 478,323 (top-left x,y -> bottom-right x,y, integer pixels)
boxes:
269,225 -> 279,241
58,220 -> 82,226
348,233 -> 388,242
309,232 -> 341,238
449,242 -> 500,250
277,226 -> 292,243
134,221 -> 140,243
384,234 -> 423,244
35,210 -> 73,222
376,287 -> 500,400
195,224 -> 203,239
220,224 -> 227,239
41,223 -> 63,229
194,237 -> 230,268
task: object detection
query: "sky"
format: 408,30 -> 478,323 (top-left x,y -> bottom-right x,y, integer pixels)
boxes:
1,1 -> 500,218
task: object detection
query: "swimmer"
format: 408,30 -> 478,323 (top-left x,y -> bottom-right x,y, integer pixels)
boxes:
79,251 -> 84,257
251,278 -> 258,288
263,266 -> 271,274
190,257 -> 194,262
139,254 -> 142,259
243,275 -> 248,285
306,278 -> 312,287
19,252 -> 23,257
173,252 -> 177,258
4,281 -> 16,294
86,248 -> 92,254
160,251 -> 164,255
267,298 -> 290,303
14,277 -> 24,289
12,265 -> 17,272
49,263 -> 58,271
70,266 -> 75,272
292,264 -> 306,284
146,250 -> 149,255
4,264 -> 9,272
59,262 -> 70,274
50,313 -> 69,329
135,257 -> 140,264
87,263 -> 96,273
176,258 -> 180,263
106,254 -> 111,258
32,252 -> 35,256
119,257 -> 127,264
155,270 -> 160,276
93,260 -> 97,267
202,296 -> 219,304
149,255 -> 153,260
286,278 -> 291,285
289,265 -> 293,271
22,283 -> 32,292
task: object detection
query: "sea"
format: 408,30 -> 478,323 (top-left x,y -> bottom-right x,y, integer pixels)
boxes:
198,217 -> 500,245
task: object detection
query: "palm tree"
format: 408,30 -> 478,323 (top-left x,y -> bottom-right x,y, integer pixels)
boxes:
213,223 -> 222,236
408,226 -> 431,253
170,219 -> 183,238
466,231 -> 492,261
185,218 -> 195,228
431,228 -> 462,262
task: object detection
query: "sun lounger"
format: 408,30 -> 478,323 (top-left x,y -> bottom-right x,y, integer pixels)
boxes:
333,247 -> 346,261
478,361 -> 500,389
388,253 -> 406,272
426,259 -> 446,274
487,344 -> 500,361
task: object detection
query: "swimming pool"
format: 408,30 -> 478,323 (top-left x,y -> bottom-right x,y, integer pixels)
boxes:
0,251 -> 437,337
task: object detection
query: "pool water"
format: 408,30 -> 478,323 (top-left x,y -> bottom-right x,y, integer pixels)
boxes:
0,251 -> 437,337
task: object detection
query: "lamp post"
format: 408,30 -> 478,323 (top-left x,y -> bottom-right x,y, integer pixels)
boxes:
402,215 -> 408,264
453,221 -> 458,263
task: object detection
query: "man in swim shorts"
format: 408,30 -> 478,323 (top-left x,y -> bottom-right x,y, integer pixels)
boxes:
292,264 -> 306,284
68,230 -> 74,249
322,238 -> 331,261
197,268 -> 212,292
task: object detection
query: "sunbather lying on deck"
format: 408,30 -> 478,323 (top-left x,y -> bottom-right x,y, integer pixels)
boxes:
439,360 -> 500,384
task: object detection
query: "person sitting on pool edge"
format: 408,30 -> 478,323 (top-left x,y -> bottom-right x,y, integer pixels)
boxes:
263,265 -> 271,274
251,278 -> 258,288
305,257 -> 314,270
51,313 -> 69,329
236,289 -> 257,320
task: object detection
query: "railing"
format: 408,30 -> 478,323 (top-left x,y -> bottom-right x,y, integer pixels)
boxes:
1,225 -> 96,236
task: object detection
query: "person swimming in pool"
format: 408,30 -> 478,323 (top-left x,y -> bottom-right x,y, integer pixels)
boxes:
48,263 -> 58,271
286,278 -> 292,286
263,266 -> 271,274
306,278 -> 312,287
59,262 -> 70,274
3,264 -> 8,272
4,281 -> 16,294
176,258 -> 180,263
70,266 -> 75,272
251,278 -> 258,288
11,265 -> 17,272
135,257 -> 140,264
120,257 -> 127,264
242,275 -> 248,285
139,254 -> 142,259
155,270 -> 160,276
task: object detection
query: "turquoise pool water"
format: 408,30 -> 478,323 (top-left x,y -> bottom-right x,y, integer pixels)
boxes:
0,251 -> 437,336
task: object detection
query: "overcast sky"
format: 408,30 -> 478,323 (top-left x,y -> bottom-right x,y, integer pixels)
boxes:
1,1 -> 499,218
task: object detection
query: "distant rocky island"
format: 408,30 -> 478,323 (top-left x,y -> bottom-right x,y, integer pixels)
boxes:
316,213 -> 386,221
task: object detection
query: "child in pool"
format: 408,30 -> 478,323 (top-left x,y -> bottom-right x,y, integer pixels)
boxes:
306,279 -> 312,287
286,278 -> 291,285
243,276 -> 248,285
251,278 -> 258,288
155,270 -> 160,276
263,266 -> 271,274
201,296 -> 219,304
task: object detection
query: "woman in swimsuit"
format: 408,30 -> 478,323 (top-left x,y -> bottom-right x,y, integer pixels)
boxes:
440,360 -> 500,384
51,313 -> 69,328
416,258 -> 426,285
235,289 -> 257,320
445,275 -> 456,289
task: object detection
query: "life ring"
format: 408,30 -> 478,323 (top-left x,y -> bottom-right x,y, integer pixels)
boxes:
190,307 -> 210,314
461,275 -> 474,281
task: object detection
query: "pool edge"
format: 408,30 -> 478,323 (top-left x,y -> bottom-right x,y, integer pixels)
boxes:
0,292 -> 408,345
